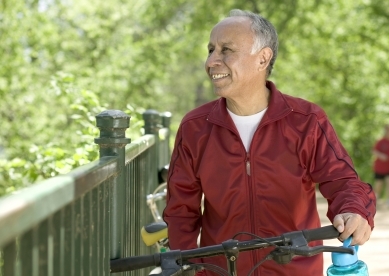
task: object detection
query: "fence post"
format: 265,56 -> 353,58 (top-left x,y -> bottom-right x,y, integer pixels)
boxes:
143,110 -> 162,190
160,111 -> 172,129
143,109 -> 161,136
160,111 -> 172,167
94,110 -> 131,260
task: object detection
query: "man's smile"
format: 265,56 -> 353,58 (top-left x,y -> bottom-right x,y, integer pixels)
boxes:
211,73 -> 229,80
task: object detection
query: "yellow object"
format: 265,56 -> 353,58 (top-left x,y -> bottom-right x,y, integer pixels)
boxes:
141,226 -> 168,246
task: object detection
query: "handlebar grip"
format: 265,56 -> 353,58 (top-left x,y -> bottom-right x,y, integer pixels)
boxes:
110,253 -> 160,273
302,225 -> 340,242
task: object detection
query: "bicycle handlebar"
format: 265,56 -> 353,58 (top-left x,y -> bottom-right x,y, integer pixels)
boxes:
302,225 -> 339,242
110,225 -> 353,273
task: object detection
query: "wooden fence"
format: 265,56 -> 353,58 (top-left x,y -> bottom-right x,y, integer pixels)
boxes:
0,109 -> 171,276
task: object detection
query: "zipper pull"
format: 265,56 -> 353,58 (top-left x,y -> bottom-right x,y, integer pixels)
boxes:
246,155 -> 251,176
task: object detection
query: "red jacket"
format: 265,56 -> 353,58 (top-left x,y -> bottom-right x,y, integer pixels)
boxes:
163,81 -> 376,276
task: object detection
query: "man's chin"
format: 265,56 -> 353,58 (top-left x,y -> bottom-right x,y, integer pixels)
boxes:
213,87 -> 228,97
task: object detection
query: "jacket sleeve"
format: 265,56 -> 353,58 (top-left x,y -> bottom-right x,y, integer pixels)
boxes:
163,125 -> 203,250
309,115 -> 376,229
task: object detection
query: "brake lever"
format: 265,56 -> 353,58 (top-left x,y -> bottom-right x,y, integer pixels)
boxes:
277,245 -> 354,257
269,245 -> 354,264
150,250 -> 183,276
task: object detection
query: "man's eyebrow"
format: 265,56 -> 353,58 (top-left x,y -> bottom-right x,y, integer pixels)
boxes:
207,42 -> 234,48
222,42 -> 234,47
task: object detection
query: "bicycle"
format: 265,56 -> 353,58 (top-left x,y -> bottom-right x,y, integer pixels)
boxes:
141,182 -> 169,252
141,164 -> 201,254
110,225 -> 353,276
141,165 -> 169,253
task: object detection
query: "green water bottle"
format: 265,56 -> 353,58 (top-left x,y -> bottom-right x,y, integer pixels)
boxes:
327,237 -> 369,276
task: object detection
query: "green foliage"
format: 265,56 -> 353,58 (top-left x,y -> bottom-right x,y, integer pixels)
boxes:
1,0 -> 388,195
0,72 -> 143,196
271,0 -> 389,183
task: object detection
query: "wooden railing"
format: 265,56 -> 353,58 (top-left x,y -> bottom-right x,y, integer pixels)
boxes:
0,109 -> 171,276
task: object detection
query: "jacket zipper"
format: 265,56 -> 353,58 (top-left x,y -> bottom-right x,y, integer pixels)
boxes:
245,152 -> 258,274
246,154 -> 251,176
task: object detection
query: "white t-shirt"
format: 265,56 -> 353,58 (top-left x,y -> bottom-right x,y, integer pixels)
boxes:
227,107 -> 268,152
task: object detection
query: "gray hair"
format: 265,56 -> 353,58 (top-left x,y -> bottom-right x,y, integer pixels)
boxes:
228,9 -> 278,77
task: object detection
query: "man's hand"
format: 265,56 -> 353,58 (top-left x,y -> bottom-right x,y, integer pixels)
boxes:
333,213 -> 371,245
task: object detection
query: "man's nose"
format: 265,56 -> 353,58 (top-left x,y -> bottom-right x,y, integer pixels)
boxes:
206,51 -> 222,67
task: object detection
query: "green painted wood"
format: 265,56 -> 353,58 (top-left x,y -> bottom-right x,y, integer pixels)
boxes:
71,156 -> 118,197
3,239 -> 16,276
0,109 -> 170,276
52,210 -> 63,276
74,199 -> 82,276
38,220 -> 48,276
20,229 -> 33,276
91,189 -> 98,276
103,181 -> 110,275
125,135 -> 155,163
0,156 -> 118,249
0,177 -> 74,248
32,227 -> 39,276
63,203 -> 74,276
82,193 -> 91,276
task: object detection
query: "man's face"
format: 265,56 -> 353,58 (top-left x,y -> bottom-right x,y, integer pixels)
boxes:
205,17 -> 262,99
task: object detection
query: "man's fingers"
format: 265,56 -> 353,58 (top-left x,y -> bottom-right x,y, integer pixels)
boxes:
334,213 -> 371,245
333,215 -> 345,233
347,219 -> 371,245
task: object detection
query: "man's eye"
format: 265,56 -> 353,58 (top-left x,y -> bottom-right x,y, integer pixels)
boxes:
222,47 -> 230,52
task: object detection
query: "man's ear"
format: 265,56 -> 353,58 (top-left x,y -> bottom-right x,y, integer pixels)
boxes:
257,47 -> 273,71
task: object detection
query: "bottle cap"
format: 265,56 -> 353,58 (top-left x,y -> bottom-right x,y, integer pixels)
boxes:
331,237 -> 358,266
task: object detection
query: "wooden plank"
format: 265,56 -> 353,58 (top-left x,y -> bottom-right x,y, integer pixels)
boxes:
52,210 -> 64,276
82,193 -> 91,276
0,177 -> 74,248
3,239 -> 16,276
74,199 -> 82,276
63,203 -> 74,276
20,229 -> 33,276
125,135 -> 155,163
71,157 -> 118,197
38,220 -> 48,276
0,156 -> 118,249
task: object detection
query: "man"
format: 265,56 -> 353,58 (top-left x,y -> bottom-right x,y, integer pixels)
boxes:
372,124 -> 389,203
163,9 -> 376,275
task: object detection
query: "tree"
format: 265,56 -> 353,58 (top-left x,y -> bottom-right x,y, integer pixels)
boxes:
1,0 -> 388,195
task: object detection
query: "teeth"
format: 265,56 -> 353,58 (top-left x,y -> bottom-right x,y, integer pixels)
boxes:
212,74 -> 229,80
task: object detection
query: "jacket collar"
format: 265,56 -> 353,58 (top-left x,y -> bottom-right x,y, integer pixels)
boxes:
207,80 -> 293,128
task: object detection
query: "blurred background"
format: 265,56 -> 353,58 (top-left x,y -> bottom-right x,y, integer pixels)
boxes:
1,0 -> 388,195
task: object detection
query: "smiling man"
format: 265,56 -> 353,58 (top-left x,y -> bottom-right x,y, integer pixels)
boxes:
163,9 -> 376,276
